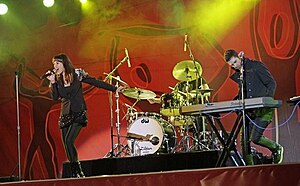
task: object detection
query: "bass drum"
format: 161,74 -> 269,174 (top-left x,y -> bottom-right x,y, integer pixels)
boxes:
127,116 -> 176,156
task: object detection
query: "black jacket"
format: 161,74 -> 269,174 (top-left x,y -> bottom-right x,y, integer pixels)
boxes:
230,58 -> 276,99
50,69 -> 116,115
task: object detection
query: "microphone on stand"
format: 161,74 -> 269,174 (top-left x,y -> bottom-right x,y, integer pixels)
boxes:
125,48 -> 131,68
184,34 -> 188,52
238,51 -> 244,59
40,69 -> 56,79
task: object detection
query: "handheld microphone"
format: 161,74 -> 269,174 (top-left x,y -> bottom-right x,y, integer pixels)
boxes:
184,34 -> 187,52
125,48 -> 131,68
40,69 -> 55,79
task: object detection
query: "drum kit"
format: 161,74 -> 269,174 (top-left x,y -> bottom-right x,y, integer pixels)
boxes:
111,60 -> 221,157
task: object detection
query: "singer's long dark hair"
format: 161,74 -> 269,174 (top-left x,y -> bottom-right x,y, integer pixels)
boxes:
52,53 -> 75,84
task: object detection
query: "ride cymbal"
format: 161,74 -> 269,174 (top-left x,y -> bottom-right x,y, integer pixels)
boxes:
172,60 -> 202,81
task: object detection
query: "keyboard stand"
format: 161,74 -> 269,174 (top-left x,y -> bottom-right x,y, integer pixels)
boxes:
204,112 -> 246,167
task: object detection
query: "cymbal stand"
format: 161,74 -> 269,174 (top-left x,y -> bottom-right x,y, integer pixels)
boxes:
115,98 -> 141,157
172,122 -> 192,152
115,80 -> 122,153
173,83 -> 208,152
105,78 -> 129,158
172,118 -> 209,152
183,80 -> 193,148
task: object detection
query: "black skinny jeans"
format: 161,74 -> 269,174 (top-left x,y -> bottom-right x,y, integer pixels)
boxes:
61,122 -> 82,162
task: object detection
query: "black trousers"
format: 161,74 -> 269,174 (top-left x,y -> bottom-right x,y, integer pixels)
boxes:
61,122 -> 83,162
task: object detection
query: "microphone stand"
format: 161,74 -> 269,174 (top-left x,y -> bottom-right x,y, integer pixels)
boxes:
239,57 -> 250,161
185,37 -> 207,149
104,55 -> 128,158
15,70 -> 21,180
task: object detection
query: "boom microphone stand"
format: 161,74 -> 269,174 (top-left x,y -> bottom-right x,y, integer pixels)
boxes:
184,35 -> 201,104
104,51 -> 129,158
184,35 -> 208,148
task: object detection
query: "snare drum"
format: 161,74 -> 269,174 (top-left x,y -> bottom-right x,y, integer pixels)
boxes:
127,116 -> 176,156
160,93 -> 183,116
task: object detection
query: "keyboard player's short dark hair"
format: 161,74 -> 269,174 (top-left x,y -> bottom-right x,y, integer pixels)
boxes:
224,49 -> 238,62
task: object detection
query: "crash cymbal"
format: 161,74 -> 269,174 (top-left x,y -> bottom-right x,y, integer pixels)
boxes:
122,88 -> 156,100
172,60 -> 202,81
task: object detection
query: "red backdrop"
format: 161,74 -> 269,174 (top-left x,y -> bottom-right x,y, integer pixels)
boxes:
0,0 -> 299,180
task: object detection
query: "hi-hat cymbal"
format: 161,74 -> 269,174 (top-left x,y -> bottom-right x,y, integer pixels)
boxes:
172,60 -> 202,81
122,88 -> 156,100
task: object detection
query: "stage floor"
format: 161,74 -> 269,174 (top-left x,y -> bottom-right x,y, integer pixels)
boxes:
1,163 -> 300,186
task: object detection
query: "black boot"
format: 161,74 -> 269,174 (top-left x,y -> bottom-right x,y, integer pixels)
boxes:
70,161 -> 85,178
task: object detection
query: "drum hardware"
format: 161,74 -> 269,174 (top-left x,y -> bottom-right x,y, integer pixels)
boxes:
112,77 -> 123,155
104,71 -> 130,157
104,143 -> 131,158
197,131 -> 221,150
171,121 -> 196,152
196,86 -> 213,145
160,83 -> 197,117
122,102 -> 139,125
174,77 -> 213,144
122,86 -> 156,124
104,72 -> 129,87
103,50 -> 131,158
160,92 -> 183,116
122,87 -> 157,126
106,132 -> 161,157
171,117 -> 209,153
189,89 -> 213,96
168,86 -> 195,100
